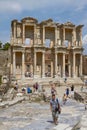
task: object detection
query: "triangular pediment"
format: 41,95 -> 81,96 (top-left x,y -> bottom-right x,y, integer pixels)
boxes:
64,21 -> 75,26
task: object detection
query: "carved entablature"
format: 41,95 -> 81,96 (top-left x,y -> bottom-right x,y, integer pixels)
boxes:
11,19 -> 18,26
21,17 -> 38,24
40,19 -> 56,27
13,47 -> 25,52
76,25 -> 84,29
63,21 -> 75,27
25,48 -> 31,53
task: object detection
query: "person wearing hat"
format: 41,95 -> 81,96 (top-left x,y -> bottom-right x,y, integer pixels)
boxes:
50,93 -> 61,125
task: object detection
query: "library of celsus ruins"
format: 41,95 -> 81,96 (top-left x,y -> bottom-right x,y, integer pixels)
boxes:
10,17 -> 84,79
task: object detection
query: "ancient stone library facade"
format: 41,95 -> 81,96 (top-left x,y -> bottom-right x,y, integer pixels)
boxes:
10,17 -> 84,79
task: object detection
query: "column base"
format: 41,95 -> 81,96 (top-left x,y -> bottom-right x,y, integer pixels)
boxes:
22,75 -> 25,79
42,75 -> 45,78
63,73 -> 65,78
73,74 -> 76,78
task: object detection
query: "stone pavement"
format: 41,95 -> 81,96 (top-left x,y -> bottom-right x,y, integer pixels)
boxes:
0,97 -> 86,130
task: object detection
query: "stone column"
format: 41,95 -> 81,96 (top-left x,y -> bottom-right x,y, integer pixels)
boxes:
68,54 -> 71,77
80,54 -> 82,76
23,24 -> 25,44
43,26 -> 45,46
63,53 -> 65,77
69,64 -> 71,77
13,52 -> 16,76
55,53 -> 57,77
73,52 -> 76,77
34,25 -> 36,45
33,52 -> 36,78
72,28 -> 76,46
79,29 -> 82,46
42,52 -> 45,77
51,61 -> 53,77
55,27 -> 57,46
22,52 -> 25,79
14,22 -> 16,43
63,27 -> 65,45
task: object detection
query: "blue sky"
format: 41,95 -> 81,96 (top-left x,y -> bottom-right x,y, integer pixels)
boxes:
0,0 -> 87,53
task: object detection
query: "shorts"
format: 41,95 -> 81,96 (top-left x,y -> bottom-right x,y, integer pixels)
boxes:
52,111 -> 58,120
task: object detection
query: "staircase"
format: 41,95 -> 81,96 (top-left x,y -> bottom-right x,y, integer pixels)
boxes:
17,77 -> 84,87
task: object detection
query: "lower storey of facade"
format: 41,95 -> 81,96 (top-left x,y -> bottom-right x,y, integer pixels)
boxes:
11,47 -> 83,80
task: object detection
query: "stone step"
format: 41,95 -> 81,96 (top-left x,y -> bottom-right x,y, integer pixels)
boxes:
18,77 -> 83,87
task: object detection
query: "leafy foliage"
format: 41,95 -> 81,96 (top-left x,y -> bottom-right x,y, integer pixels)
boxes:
0,41 -> 10,50
0,41 -> 3,48
3,42 -> 10,50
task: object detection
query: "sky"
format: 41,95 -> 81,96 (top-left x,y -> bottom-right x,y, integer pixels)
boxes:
0,0 -> 87,54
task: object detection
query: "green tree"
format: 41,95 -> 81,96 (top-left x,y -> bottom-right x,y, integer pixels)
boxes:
0,41 -> 3,48
3,42 -> 10,50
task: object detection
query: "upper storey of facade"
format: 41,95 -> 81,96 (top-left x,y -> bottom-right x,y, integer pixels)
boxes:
11,17 -> 84,49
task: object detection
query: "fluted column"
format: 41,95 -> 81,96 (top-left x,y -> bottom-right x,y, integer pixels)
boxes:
43,26 -> 45,46
55,53 -> 57,77
22,52 -> 25,79
13,52 -> 16,76
42,52 -> 45,77
80,54 -> 82,76
63,53 -> 65,77
23,24 -> 25,44
33,52 -> 36,78
73,52 -> 76,77
63,27 -> 65,45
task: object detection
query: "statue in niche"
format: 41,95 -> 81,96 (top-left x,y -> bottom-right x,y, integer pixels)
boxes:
36,65 -> 40,72
37,29 -> 40,38
17,26 -> 21,37
57,65 -> 61,77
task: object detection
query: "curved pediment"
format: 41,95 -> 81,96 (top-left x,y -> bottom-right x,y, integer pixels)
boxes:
21,17 -> 38,24
40,19 -> 55,26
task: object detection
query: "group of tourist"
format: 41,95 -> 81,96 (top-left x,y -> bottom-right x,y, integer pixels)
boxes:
13,80 -> 76,126
50,82 -> 75,125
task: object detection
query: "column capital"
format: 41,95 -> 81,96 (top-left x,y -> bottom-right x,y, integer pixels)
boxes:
73,52 -> 76,55
22,51 -> 25,54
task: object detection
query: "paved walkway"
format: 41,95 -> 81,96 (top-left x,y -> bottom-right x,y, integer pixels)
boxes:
0,97 -> 86,130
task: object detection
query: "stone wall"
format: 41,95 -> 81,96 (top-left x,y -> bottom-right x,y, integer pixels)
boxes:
0,50 -> 10,75
83,55 -> 87,75
74,91 -> 87,103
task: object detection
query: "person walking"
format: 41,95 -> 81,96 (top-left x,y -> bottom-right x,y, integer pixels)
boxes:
62,93 -> 67,105
66,87 -> 69,97
50,93 -> 61,125
50,83 -> 57,95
